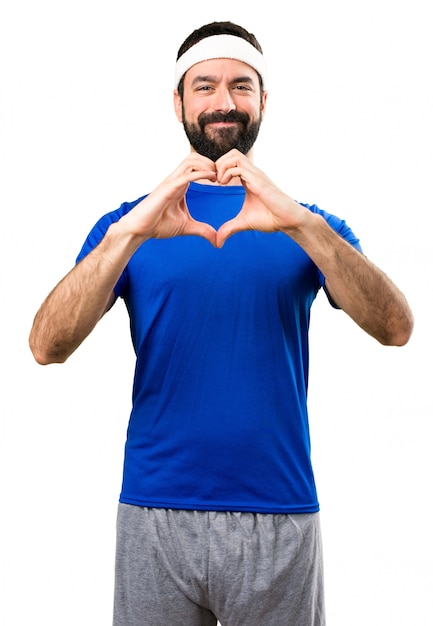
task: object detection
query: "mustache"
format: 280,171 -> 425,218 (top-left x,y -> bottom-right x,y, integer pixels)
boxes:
198,110 -> 250,129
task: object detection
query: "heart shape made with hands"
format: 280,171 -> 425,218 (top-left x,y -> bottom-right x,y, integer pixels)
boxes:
187,189 -> 279,249
186,151 -> 295,247
153,151 -> 296,247
184,195 -> 250,248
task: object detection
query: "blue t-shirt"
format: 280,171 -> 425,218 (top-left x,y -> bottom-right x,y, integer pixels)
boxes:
77,182 -> 361,514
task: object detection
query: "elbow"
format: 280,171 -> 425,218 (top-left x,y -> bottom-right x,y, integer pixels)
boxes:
30,346 -> 48,365
394,324 -> 414,347
31,350 -> 70,365
392,322 -> 414,347
394,307 -> 415,346
31,351 -> 68,366
378,312 -> 415,347
29,334 -> 70,366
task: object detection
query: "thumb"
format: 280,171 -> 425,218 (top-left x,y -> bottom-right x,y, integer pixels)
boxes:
186,219 -> 218,247
216,216 -> 247,248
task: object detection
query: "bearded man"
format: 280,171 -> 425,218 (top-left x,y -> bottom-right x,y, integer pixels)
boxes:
29,21 -> 413,626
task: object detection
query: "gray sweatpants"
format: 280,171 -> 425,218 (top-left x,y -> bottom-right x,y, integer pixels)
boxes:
113,504 -> 325,626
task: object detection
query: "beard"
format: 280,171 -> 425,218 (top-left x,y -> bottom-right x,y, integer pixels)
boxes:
182,108 -> 262,162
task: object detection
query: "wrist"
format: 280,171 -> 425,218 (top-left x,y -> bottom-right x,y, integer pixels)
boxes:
281,203 -> 320,241
107,218 -> 149,251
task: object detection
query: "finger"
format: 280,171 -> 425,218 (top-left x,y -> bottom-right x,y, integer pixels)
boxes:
185,152 -> 218,170
217,165 -> 242,185
215,150 -> 253,184
186,168 -> 218,185
155,167 -> 217,202
182,154 -> 218,182
215,158 -> 242,185
171,152 -> 216,175
164,155 -> 217,190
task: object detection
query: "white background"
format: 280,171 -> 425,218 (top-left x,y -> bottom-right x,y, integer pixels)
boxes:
1,1 -> 432,624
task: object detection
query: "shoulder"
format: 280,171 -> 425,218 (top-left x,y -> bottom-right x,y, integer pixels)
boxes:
76,194 -> 148,263
301,202 -> 362,251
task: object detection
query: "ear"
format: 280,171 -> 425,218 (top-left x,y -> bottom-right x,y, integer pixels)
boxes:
173,90 -> 183,123
260,90 -> 268,118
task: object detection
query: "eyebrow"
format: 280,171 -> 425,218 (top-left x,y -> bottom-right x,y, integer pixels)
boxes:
191,74 -> 255,86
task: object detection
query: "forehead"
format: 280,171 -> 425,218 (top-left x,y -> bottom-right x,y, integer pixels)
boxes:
183,58 -> 260,86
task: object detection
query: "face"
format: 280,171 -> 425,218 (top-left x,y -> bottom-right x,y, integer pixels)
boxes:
174,58 -> 267,162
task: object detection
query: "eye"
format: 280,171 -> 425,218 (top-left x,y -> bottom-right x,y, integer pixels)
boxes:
233,84 -> 254,93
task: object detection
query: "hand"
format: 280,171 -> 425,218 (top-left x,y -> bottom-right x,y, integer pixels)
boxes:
214,150 -> 308,247
121,153 -> 219,246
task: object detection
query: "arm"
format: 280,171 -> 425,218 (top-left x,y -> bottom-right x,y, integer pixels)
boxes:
285,211 -> 414,346
29,224 -> 142,364
215,150 -> 414,346
29,154 -> 219,365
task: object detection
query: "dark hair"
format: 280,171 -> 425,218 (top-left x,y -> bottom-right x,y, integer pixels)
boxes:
176,21 -> 264,98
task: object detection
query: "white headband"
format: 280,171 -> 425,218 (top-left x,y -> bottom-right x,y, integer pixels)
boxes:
174,34 -> 267,90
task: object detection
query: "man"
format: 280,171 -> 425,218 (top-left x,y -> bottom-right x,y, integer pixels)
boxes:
29,21 -> 413,626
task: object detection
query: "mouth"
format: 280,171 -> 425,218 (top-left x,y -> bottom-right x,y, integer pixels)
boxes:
205,121 -> 242,137
199,112 -> 249,132
206,120 -> 240,128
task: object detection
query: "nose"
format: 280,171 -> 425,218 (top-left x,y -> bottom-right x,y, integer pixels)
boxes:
213,88 -> 236,113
